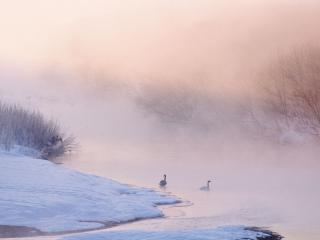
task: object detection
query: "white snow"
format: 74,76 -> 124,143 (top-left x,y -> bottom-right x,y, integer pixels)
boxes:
0,150 -> 179,233
60,225 -> 270,240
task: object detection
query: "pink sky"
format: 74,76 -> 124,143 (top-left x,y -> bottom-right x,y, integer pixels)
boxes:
1,0 -> 320,93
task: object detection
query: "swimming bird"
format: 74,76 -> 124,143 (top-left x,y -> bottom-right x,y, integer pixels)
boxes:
159,174 -> 167,187
200,180 -> 211,191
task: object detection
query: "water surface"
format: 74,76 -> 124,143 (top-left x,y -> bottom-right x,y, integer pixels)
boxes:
63,138 -> 320,240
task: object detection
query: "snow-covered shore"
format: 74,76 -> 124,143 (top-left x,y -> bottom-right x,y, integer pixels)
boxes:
60,225 -> 281,240
0,150 -> 179,234
0,149 -> 282,240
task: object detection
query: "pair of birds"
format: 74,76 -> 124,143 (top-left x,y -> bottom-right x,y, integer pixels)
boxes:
159,174 -> 212,191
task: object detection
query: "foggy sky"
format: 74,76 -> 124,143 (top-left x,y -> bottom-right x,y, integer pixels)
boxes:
1,0 -> 320,97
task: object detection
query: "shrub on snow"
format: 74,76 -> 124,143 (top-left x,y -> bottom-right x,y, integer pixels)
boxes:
0,102 -> 75,159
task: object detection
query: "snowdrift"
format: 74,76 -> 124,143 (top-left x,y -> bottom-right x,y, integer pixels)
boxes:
0,151 -> 179,233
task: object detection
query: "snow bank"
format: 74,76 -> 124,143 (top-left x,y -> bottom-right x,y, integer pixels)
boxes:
0,151 -> 179,233
61,225 -> 273,240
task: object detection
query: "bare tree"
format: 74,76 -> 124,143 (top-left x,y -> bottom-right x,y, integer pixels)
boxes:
258,47 -> 320,137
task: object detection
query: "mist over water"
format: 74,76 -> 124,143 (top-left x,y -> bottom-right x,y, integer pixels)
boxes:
1,1 -> 320,239
2,74 -> 319,239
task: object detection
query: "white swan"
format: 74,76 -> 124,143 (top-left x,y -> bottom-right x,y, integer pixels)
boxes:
200,180 -> 211,191
159,174 -> 167,187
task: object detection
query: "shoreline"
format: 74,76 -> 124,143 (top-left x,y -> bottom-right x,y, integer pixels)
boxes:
0,223 -> 283,239
0,216 -> 161,238
0,151 -> 283,240
245,227 -> 283,240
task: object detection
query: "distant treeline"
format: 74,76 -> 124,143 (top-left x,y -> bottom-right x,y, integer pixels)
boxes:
253,47 -> 320,139
134,47 -> 320,141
